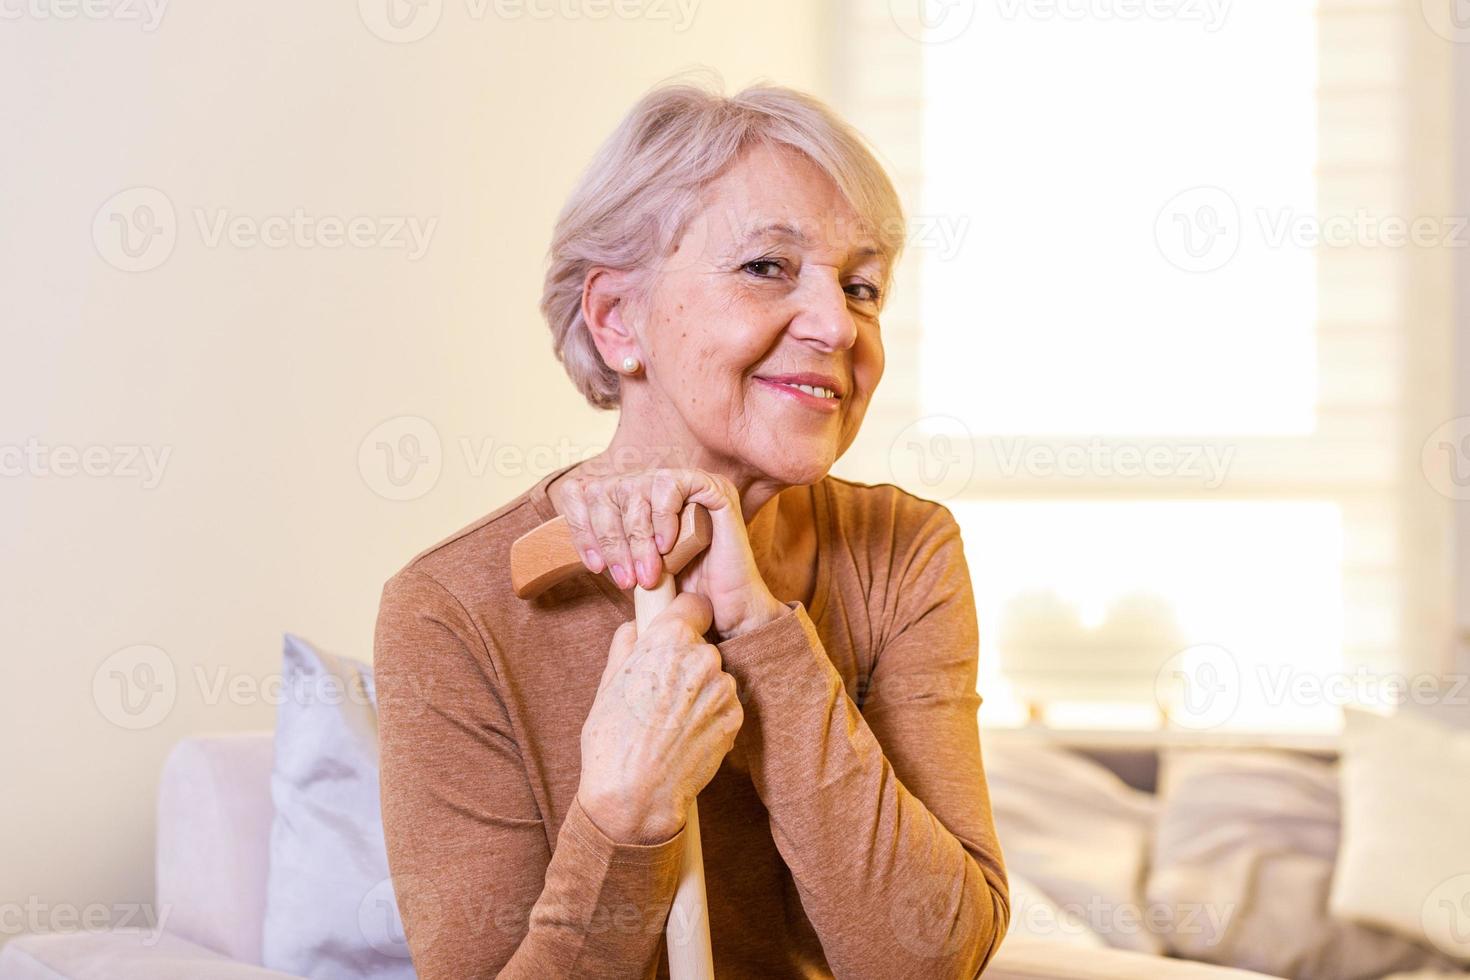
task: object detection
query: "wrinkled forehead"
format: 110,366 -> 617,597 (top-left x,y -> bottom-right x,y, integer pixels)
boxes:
676,192 -> 889,278
718,217 -> 886,270
705,145 -> 883,256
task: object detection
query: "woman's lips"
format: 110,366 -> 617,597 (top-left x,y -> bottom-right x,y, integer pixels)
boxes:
754,376 -> 842,413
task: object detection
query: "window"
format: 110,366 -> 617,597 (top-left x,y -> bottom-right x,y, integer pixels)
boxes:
832,0 -> 1458,734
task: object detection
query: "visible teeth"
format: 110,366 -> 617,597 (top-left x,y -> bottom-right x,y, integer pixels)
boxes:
781,382 -> 835,399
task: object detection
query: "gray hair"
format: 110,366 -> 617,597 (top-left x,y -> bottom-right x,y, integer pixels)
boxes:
539,75 -> 907,409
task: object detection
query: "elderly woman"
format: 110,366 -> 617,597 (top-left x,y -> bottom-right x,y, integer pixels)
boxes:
374,81 -> 1010,979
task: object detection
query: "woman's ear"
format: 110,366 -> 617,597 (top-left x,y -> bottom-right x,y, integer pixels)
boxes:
581,266 -> 642,370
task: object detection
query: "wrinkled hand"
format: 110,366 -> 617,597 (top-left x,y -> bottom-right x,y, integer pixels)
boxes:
556,466 -> 785,640
576,592 -> 743,845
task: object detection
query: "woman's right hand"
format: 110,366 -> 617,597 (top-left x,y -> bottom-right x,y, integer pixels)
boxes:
575,591 -> 744,845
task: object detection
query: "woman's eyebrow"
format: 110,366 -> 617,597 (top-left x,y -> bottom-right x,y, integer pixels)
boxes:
736,221 -> 812,248
729,221 -> 882,262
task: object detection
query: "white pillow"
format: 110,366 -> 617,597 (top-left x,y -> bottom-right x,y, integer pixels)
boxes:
1005,871 -> 1107,949
983,742 -> 1163,954
1330,706 -> 1470,965
1148,748 -> 1457,979
261,634 -> 415,979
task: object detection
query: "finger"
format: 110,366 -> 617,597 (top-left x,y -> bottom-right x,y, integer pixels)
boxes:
619,488 -> 662,590
658,469 -> 752,560
647,471 -> 684,556
588,481 -> 635,590
649,590 -> 714,640
559,481 -> 604,575
662,467 -> 738,516
597,619 -> 639,694
703,675 -> 743,741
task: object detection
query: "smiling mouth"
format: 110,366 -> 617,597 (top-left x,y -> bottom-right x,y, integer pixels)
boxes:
767,380 -> 837,399
753,376 -> 843,411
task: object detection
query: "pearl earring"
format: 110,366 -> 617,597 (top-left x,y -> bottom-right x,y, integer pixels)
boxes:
621,355 -> 641,375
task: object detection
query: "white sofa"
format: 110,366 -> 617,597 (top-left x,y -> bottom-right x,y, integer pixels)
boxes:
0,731 -> 1277,980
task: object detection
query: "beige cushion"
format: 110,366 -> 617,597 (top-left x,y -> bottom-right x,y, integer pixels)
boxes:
988,939 -> 1282,979
1147,748 -> 1459,979
1330,707 -> 1470,965
984,743 -> 1163,954
1006,871 -> 1108,949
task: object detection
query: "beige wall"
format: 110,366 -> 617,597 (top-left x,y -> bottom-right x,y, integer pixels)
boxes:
0,1 -> 832,945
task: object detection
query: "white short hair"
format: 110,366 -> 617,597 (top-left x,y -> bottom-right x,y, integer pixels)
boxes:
540,74 -> 907,409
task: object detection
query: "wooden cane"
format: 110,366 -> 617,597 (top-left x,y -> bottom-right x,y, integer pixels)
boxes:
510,504 -> 716,980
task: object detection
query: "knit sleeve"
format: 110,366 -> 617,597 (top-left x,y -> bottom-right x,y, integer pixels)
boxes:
713,501 -> 1009,977
375,567 -> 686,980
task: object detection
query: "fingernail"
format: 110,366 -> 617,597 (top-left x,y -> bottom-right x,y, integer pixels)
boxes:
634,559 -> 646,583
611,564 -> 626,587
655,533 -> 666,552
583,550 -> 601,571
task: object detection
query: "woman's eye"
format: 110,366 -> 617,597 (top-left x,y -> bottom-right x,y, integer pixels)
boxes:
846,281 -> 880,303
743,258 -> 785,278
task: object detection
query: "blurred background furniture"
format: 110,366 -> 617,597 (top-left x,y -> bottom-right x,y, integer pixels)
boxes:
0,731 -> 1283,980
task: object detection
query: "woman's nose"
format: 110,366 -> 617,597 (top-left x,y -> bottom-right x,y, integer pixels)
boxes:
788,271 -> 858,351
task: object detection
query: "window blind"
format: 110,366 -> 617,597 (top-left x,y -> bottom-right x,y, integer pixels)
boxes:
828,0 -> 1457,732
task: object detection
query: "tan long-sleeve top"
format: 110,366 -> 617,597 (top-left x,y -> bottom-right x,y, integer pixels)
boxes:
373,463 -> 1010,979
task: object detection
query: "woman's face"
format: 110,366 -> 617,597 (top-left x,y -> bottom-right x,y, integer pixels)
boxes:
622,142 -> 889,488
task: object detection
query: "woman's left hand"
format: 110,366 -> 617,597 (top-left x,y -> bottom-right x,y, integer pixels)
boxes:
554,466 -> 786,640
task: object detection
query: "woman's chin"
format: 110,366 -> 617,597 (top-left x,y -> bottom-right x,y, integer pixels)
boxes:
751,448 -> 835,487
